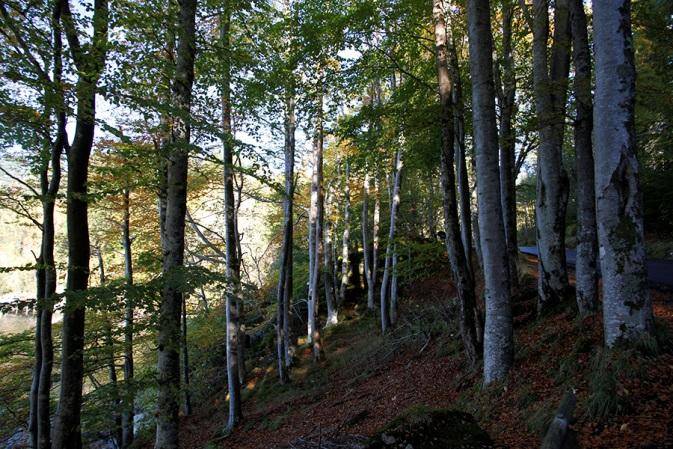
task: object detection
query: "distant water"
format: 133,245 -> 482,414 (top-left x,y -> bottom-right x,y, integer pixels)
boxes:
0,312 -> 37,334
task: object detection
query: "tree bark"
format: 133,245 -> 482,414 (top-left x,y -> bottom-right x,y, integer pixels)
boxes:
338,160 -> 351,305
155,0 -> 197,447
446,28 -> 473,271
181,295 -> 192,416
433,0 -> 481,366
324,194 -> 338,325
467,0 -> 513,384
276,92 -> 295,384
362,173 -> 375,309
53,1 -> 108,447
531,0 -> 571,311
121,187 -> 135,448
380,149 -> 402,334
220,5 -> 242,430
593,0 -> 653,346
496,0 -> 519,291
307,89 -> 325,362
569,0 -> 597,316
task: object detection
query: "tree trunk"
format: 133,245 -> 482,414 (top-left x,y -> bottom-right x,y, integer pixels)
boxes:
324,202 -> 338,325
362,173 -> 375,309
380,149 -> 402,334
496,1 -> 519,291
220,6 -> 242,430
531,0 -> 571,311
433,0 -> 481,366
447,28 -> 473,271
181,295 -> 192,416
97,251 -> 122,447
307,89 -> 325,362
121,187 -> 135,448
593,0 -> 653,346
276,92 -> 295,384
29,257 -> 44,449
339,160 -> 351,305
466,0 -> 513,384
53,2 -> 108,447
155,0 -> 197,447
569,0 -> 597,316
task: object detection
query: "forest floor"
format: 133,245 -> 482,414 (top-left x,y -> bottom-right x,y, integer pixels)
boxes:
166,256 -> 673,449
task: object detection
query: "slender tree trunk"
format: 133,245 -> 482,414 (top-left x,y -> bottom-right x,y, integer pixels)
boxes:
181,295 -> 192,416
531,0 -> 571,311
97,252 -> 122,447
220,6 -> 242,430
307,89 -> 325,362
467,0 -> 513,384
37,22 -> 65,441
155,0 -> 197,447
569,0 -> 597,316
121,187 -> 135,448
380,149 -> 402,334
324,202 -> 338,325
372,176 -> 380,300
593,0 -> 653,346
426,174 -> 437,238
496,1 -> 519,291
362,173 -> 375,309
389,245 -> 398,325
339,160 -> 351,305
276,93 -> 295,384
29,256 -> 44,449
433,0 -> 481,365
446,29 -> 473,271
53,2 -> 108,447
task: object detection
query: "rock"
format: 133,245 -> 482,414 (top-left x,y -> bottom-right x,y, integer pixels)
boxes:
3,429 -> 30,449
365,406 -> 493,449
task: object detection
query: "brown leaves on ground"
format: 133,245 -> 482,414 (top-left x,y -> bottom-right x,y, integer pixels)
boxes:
173,263 -> 673,449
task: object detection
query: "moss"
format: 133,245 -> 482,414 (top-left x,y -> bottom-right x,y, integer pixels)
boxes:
366,406 -> 493,449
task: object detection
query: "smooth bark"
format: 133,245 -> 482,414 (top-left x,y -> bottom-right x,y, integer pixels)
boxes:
569,0 -> 597,316
467,0 -> 513,384
531,0 -> 571,311
380,149 -> 402,334
155,0 -> 197,447
593,0 -> 653,345
53,1 -> 108,447
433,0 -> 481,365
121,187 -> 134,448
338,160 -> 351,305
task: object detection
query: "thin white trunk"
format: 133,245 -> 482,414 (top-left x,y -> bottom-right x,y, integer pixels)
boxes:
380,149 -> 403,334
339,160 -> 351,304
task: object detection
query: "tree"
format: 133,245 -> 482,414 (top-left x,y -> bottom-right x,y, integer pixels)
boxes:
569,0 -> 597,316
220,1 -> 242,430
52,1 -> 109,447
432,0 -> 480,366
466,0 -> 513,384
593,0 -> 653,346
154,0 -> 197,447
528,0 -> 571,311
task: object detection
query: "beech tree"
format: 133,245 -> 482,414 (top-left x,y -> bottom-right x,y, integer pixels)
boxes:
593,0 -> 653,345
52,1 -> 109,447
155,0 -> 197,447
466,0 -> 513,384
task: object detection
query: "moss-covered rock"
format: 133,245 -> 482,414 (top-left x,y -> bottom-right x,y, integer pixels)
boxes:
365,406 -> 493,449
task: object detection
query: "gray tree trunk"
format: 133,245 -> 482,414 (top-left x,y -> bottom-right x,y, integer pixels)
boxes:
154,0 -> 197,447
220,6 -> 242,431
466,0 -> 513,384
433,0 -> 481,365
276,93 -> 295,384
593,0 -> 653,346
53,2 -> 108,447
307,90 -> 325,362
362,174 -> 372,308
447,28 -> 473,270
181,295 -> 192,416
531,0 -> 571,311
121,187 -> 135,448
380,149 -> 402,334
569,0 -> 597,316
496,1 -> 519,291
324,191 -> 338,325
339,160 -> 351,305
